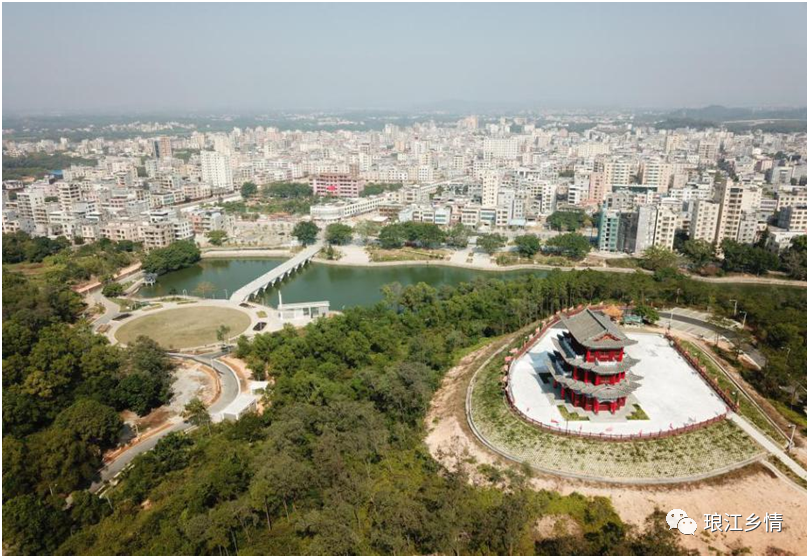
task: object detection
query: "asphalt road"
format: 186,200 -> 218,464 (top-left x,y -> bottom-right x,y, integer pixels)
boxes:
92,352 -> 239,491
661,308 -> 766,368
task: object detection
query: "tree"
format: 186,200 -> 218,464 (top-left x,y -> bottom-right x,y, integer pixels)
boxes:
206,230 -> 228,246
378,224 -> 406,249
194,281 -> 216,298
513,234 -> 541,257
216,324 -> 232,346
142,240 -> 201,275
182,397 -> 212,435
547,210 -> 588,232
55,399 -> 123,448
543,232 -> 591,260
292,221 -> 320,245
639,246 -> 679,272
101,282 -> 124,297
781,235 -> 807,280
477,233 -> 507,255
324,223 -> 353,246
445,223 -> 470,249
681,239 -> 715,269
3,495 -> 68,555
240,181 -> 258,199
354,220 -> 382,244
633,304 -> 660,324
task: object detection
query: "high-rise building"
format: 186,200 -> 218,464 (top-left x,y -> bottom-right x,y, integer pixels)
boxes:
689,200 -> 721,243
588,172 -> 608,204
201,150 -> 234,192
597,207 -> 621,252
653,206 -> 678,250
715,182 -> 761,243
620,205 -> 657,255
640,160 -> 673,193
153,136 -> 172,160
481,170 -> 500,207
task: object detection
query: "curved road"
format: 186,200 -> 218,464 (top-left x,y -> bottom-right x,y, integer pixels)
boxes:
92,352 -> 239,491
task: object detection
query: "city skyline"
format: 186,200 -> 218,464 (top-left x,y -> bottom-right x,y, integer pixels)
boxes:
3,3 -> 807,114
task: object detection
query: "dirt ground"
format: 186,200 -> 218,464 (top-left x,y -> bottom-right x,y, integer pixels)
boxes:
425,344 -> 808,556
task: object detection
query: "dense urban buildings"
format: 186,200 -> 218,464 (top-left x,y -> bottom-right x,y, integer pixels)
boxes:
2,112 -> 807,255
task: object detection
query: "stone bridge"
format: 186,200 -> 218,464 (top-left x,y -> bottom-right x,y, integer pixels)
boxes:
229,241 -> 323,303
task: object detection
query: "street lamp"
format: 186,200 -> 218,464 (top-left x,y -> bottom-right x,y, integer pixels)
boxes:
739,311 -> 747,329
787,424 -> 796,453
729,299 -> 738,316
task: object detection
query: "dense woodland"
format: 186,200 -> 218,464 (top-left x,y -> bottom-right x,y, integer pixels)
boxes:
2,256 -> 804,554
3,232 -> 142,285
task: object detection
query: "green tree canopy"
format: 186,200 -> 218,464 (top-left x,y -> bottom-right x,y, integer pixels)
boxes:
324,223 -> 353,246
292,221 -> 320,245
513,234 -> 541,257
477,233 -> 507,255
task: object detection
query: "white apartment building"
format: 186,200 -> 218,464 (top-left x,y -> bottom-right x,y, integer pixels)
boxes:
201,150 -> 234,192
653,206 -> 678,250
689,200 -> 721,243
715,182 -> 761,242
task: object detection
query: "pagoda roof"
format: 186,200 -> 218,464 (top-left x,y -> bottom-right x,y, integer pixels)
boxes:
559,308 -> 637,350
544,354 -> 641,400
552,335 -> 639,374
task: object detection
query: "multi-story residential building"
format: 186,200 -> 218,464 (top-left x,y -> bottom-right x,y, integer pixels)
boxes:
597,208 -> 621,252
653,206 -> 678,250
201,150 -> 234,192
778,205 -> 808,232
689,200 -> 721,243
640,160 -> 673,193
153,136 -> 173,159
310,173 -> 365,197
714,182 -> 761,242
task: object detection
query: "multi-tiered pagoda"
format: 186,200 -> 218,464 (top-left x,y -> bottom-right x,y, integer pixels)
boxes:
546,309 -> 641,414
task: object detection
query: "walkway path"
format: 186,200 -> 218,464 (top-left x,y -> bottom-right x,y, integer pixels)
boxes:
729,412 -> 806,480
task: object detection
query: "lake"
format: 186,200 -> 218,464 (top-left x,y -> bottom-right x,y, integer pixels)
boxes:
136,258 -> 550,309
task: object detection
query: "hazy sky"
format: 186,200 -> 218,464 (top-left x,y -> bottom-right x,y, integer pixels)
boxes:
3,3 -> 807,114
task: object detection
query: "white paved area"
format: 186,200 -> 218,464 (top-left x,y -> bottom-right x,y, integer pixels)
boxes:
509,326 -> 728,436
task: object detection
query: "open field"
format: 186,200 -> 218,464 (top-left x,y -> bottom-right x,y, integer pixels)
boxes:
114,306 -> 251,349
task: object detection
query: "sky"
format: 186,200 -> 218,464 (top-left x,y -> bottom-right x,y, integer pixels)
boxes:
3,3 -> 807,114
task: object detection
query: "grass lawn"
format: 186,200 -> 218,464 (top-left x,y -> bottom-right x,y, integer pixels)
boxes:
115,306 -> 251,350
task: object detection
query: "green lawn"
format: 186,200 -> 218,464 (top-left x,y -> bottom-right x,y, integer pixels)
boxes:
114,306 -> 251,350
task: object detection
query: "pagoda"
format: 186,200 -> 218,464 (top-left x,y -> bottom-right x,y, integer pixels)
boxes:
545,308 -> 641,414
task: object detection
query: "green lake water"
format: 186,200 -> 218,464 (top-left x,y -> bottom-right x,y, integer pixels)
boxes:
137,258 -> 549,309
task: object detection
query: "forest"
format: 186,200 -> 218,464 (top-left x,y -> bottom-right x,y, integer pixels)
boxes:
2,264 -> 805,555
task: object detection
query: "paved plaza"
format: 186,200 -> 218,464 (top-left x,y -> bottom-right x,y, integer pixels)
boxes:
508,325 -> 728,436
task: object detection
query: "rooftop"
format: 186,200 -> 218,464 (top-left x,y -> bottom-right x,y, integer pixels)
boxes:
559,308 -> 637,350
